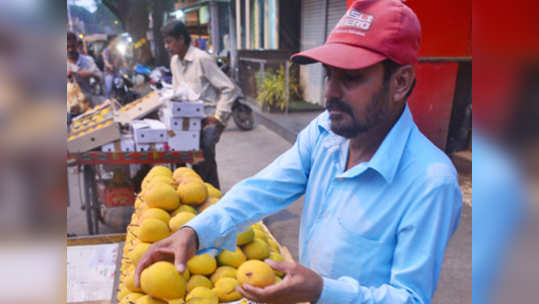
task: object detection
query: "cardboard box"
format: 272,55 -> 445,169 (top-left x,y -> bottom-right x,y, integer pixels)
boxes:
67,120 -> 121,153
135,143 -> 166,152
103,186 -> 135,207
100,136 -> 135,152
71,103 -> 113,123
131,119 -> 168,144
160,108 -> 201,131
115,91 -> 165,123
166,100 -> 204,118
70,105 -> 114,134
167,130 -> 200,151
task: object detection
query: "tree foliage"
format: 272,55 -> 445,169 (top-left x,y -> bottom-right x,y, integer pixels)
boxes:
100,0 -> 175,65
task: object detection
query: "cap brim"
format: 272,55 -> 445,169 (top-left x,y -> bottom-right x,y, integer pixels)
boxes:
291,43 -> 387,70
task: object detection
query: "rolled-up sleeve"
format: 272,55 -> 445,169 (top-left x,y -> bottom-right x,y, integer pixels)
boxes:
199,56 -> 238,123
186,116 -> 322,251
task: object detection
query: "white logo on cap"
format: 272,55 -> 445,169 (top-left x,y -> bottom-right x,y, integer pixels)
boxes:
337,9 -> 374,31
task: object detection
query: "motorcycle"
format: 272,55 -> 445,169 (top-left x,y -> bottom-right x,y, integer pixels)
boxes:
144,60 -> 255,130
231,98 -> 254,131
147,66 -> 173,90
88,76 -> 103,96
217,58 -> 255,131
112,68 -> 140,105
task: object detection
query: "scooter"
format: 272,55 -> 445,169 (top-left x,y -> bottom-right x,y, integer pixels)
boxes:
88,76 -> 103,96
231,97 -> 254,131
112,68 -> 140,105
217,58 -> 255,131
146,61 -> 255,130
148,66 -> 173,89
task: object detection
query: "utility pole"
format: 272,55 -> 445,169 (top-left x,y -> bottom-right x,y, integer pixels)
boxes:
67,1 -> 74,31
229,0 -> 238,82
209,0 -> 220,55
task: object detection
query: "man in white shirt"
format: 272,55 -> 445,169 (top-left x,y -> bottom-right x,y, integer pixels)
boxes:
161,21 -> 240,189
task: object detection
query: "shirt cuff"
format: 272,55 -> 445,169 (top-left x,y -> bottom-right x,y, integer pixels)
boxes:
317,276 -> 359,304
214,111 -> 230,126
183,210 -> 237,252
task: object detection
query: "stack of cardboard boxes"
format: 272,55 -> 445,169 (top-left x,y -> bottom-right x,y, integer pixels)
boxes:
159,99 -> 204,151
68,91 -> 206,154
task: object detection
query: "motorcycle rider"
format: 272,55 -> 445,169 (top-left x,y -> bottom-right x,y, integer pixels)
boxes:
162,20 -> 240,189
103,35 -> 129,99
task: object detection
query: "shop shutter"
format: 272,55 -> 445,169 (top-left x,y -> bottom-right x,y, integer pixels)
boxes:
299,0 -> 346,105
326,0 -> 347,39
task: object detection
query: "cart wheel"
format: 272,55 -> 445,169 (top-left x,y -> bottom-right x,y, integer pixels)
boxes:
85,197 -> 94,235
88,165 -> 100,235
83,165 -> 96,235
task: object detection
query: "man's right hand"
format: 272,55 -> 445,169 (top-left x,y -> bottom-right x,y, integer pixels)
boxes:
134,226 -> 199,287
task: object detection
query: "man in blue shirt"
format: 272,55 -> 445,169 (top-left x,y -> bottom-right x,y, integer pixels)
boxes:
136,1 -> 462,303
67,32 -> 102,104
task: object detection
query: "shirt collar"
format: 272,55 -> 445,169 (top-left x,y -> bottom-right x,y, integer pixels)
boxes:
362,104 -> 413,183
183,45 -> 196,62
75,54 -> 83,66
317,111 -> 331,132
318,104 -> 414,183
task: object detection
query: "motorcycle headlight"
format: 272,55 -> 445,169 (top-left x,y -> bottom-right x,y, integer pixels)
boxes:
116,43 -> 127,56
114,78 -> 124,88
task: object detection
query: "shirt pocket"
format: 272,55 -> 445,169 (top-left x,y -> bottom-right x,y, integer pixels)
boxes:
329,217 -> 393,286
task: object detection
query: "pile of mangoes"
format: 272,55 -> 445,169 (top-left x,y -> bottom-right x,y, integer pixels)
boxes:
116,166 -> 285,304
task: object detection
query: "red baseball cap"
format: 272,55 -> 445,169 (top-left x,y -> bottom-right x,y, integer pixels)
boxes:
291,0 -> 421,70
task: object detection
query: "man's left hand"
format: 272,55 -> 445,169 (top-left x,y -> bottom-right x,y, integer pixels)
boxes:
236,259 -> 323,304
201,117 -> 225,149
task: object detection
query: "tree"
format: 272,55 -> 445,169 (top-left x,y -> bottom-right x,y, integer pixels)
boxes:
101,0 -> 153,65
69,5 -> 93,24
99,0 -> 177,66
92,2 -> 123,34
151,0 -> 175,66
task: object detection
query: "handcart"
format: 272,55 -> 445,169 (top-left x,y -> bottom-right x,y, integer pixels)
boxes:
67,150 -> 204,235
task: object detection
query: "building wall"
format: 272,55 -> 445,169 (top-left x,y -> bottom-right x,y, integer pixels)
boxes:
299,0 -> 324,105
234,0 -> 301,99
278,0 -> 301,51
235,0 -> 298,51
299,0 -> 346,105
237,50 -> 298,98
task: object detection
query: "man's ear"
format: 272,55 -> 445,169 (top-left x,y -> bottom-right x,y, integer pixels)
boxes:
391,65 -> 415,103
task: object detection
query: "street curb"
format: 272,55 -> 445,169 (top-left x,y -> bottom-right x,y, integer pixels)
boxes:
246,98 -> 298,144
451,150 -> 472,175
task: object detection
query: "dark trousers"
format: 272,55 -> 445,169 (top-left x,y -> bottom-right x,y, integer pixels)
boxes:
193,142 -> 220,190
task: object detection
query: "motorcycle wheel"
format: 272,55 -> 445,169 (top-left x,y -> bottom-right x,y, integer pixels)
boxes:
232,103 -> 255,131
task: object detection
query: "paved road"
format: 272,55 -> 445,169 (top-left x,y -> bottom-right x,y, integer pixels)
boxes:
66,122 -> 292,236
67,120 -> 471,303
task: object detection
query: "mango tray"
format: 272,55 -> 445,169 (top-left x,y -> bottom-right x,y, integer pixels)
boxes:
67,223 -> 305,304
67,150 -> 205,165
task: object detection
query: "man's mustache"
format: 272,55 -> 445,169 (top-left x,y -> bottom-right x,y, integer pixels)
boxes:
325,99 -> 354,116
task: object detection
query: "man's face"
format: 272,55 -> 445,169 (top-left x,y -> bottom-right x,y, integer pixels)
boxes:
164,35 -> 187,56
324,63 -> 391,138
67,39 -> 78,60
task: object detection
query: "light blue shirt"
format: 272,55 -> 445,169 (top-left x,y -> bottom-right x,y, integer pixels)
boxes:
472,133 -> 526,304
188,105 -> 462,303
67,54 -> 102,94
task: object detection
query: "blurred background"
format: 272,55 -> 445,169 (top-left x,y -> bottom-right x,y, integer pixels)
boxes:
0,0 -> 538,303
474,1 -> 539,303
0,1 -> 67,304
